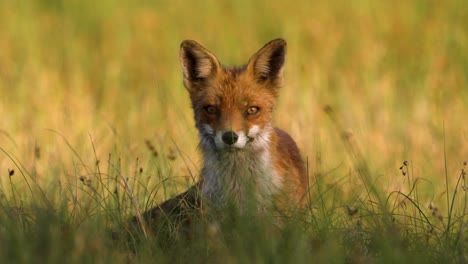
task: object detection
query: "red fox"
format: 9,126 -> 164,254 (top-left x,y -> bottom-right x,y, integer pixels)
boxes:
180,38 -> 307,211
136,39 -> 307,226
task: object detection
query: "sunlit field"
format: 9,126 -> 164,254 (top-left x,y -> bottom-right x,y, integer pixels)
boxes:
1,0 -> 467,262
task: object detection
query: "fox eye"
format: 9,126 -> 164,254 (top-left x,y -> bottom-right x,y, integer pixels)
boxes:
205,105 -> 217,114
246,106 -> 259,115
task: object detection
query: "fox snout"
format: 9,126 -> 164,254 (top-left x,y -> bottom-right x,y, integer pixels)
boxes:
214,129 -> 248,150
221,131 -> 239,145
200,124 -> 262,151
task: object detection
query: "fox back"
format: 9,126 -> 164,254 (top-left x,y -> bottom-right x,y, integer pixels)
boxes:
179,39 -> 307,212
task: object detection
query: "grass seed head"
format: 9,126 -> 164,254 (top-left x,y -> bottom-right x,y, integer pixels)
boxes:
167,147 -> 177,161
79,176 -> 92,186
347,205 -> 358,216
145,139 -> 158,157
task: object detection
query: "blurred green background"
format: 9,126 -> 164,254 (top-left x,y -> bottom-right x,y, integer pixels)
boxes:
0,0 -> 467,262
0,0 -> 467,207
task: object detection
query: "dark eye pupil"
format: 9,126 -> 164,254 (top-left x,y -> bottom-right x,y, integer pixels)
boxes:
206,106 -> 216,113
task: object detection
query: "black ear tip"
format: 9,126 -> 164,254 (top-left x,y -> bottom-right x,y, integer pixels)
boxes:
268,38 -> 287,48
180,40 -> 190,49
264,39 -> 287,59
180,40 -> 201,51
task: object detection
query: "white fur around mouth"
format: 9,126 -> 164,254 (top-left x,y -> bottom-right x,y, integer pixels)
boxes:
215,130 -> 248,150
200,124 -> 267,151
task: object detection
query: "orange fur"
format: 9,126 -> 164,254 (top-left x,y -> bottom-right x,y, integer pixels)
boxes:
180,39 -> 307,212
135,39 -> 307,228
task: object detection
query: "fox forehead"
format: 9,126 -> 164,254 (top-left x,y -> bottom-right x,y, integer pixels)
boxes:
192,68 -> 276,109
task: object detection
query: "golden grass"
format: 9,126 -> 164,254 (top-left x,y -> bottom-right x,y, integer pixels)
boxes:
0,0 -> 467,212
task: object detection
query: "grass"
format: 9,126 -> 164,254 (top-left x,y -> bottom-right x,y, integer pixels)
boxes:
1,0 -> 467,262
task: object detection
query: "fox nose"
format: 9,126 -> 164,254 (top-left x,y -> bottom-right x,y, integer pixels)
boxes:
222,131 -> 239,145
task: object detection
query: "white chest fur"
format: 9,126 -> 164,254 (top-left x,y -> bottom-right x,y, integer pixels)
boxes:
199,131 -> 283,210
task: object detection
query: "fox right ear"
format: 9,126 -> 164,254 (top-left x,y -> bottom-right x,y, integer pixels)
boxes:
179,40 -> 220,90
247,38 -> 286,87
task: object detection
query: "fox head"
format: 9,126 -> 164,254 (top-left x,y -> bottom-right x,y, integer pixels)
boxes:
179,39 -> 286,152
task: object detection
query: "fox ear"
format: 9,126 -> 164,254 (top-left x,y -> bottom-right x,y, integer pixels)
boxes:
247,38 -> 286,86
179,40 -> 220,90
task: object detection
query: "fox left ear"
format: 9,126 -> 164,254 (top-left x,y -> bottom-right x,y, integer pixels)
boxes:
247,38 -> 286,86
179,40 -> 221,92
